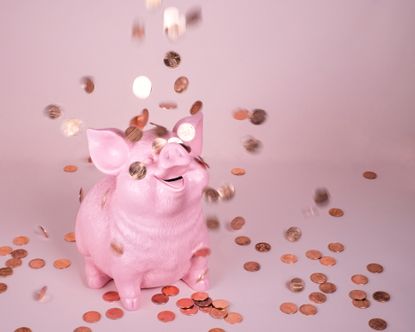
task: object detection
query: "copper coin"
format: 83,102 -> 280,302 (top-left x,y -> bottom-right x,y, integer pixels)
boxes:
159,102 -> 178,110
285,227 -> 302,242
349,290 -> 367,300
174,76 -> 189,93
243,136 -> 262,153
105,307 -> 124,320
0,282 -> 7,293
320,256 -> 337,266
255,242 -> 271,252
235,236 -> 251,246
185,7 -> 202,26
102,291 -> 120,302
73,327 -> 92,332
208,329 -> 225,332
151,293 -> 169,305
231,167 -> 246,176
157,310 -> 176,322
249,109 -> 267,125
11,249 -> 28,259
162,285 -> 179,296
129,161 -> 146,180
210,307 -> 228,319
368,318 -> 387,330
314,188 -> 330,205
53,258 -> 71,269
212,299 -> 230,310
13,236 -> 29,246
310,273 -> 328,284
152,137 -> 167,155
224,312 -> 243,324
125,126 -> 143,142
64,232 -> 76,242
328,242 -> 345,253
189,100 -> 203,115
288,278 -> 305,293
353,299 -> 370,309
130,108 -> 149,129
373,291 -> 390,303
35,286 -> 48,301
233,108 -> 250,120
81,76 -> 95,94
176,298 -> 194,309
6,258 -> 22,268
299,304 -> 318,316
305,249 -> 322,260
193,296 -> 212,307
351,274 -> 369,285
243,261 -> 260,272
0,246 -> 13,256
230,216 -> 245,230
193,247 -> 211,257
44,104 -> 62,119
309,292 -> 327,304
217,184 -> 235,201
319,282 -> 337,294
14,328 -> 32,332
164,51 -> 181,68
206,216 -> 220,230
0,267 -> 13,277
180,305 -> 199,315
150,122 -> 168,137
280,253 -> 298,264
280,302 -> 298,314
191,292 -> 209,302
83,311 -> 101,323
203,187 -> 220,203
363,171 -> 378,180
367,263 -> 384,273
64,165 -> 78,173
329,208 -> 344,217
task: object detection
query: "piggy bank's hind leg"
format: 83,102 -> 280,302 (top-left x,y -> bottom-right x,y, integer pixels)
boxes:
84,256 -> 111,289
113,273 -> 143,311
182,255 -> 209,291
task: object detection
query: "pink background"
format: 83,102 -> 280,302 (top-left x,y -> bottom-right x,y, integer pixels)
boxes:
1,0 -> 414,331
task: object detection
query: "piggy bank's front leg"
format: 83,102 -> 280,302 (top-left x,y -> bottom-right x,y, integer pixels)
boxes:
84,256 -> 112,289
182,249 -> 210,291
113,272 -> 143,311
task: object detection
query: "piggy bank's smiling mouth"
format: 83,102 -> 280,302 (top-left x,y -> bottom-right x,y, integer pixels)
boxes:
155,175 -> 185,191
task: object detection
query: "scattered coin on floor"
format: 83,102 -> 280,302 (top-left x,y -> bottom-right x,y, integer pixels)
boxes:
176,298 -> 194,309
0,267 -> 13,277
232,108 -> 250,120
368,318 -> 387,330
13,236 -> 29,246
309,292 -> 327,304
0,246 -> 12,256
73,327 -> 92,332
314,188 -> 330,205
44,104 -> 62,119
351,274 -> 369,285
28,258 -> 46,269
249,109 -> 267,125
53,258 -> 71,269
190,100 -> 203,115
310,273 -> 328,284
280,302 -> 298,314
0,282 -> 7,294
11,249 -> 28,259
212,299 -> 230,310
164,51 -> 181,68
174,76 -> 189,93
255,242 -> 271,252
6,258 -> 22,268
305,250 -> 322,260
367,263 -> 384,273
125,126 -> 143,142
83,311 -> 101,323
319,282 -> 337,294
14,328 -> 32,332
373,291 -> 390,303
320,256 -> 336,266
280,253 -> 298,264
206,216 -> 220,230
162,285 -> 180,296
81,76 -> 95,94
157,310 -> 176,323
230,216 -> 245,230
352,299 -> 370,309
329,208 -> 344,217
349,290 -> 367,301
152,293 -> 169,305
299,304 -> 317,316
363,171 -> 377,180
105,307 -> 124,320
328,242 -> 345,253
208,329 -> 225,332
34,286 -> 48,301
235,236 -> 251,246
243,261 -> 260,272
102,291 -> 120,302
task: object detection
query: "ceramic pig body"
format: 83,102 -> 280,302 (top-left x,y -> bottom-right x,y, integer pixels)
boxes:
75,112 -> 209,311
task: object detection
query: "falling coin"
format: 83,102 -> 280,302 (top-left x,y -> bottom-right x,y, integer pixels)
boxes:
194,156 -> 209,169
299,304 -> 317,316
53,258 -> 71,269
319,282 -> 337,294
329,208 -> 344,217
44,104 -> 62,119
363,171 -> 378,180
310,273 -> 328,284
162,285 -> 180,297
129,161 -> 146,180
243,136 -> 262,153
157,310 -> 176,323
351,274 -> 369,285
224,312 -> 243,324
243,261 -> 261,272
249,109 -> 267,125
64,232 -> 76,242
230,216 -> 245,230
152,138 -> 167,154
203,187 -> 220,203
0,267 -> 13,277
0,246 -> 12,256
235,236 -> 251,246
367,263 -> 384,273
132,21 -> 145,40
6,258 -> 22,268
106,307 -> 124,320
305,250 -> 322,260
288,278 -> 305,293
176,298 -> 194,309
61,118 -> 83,137
83,311 -> 101,323
309,292 -> 327,304
353,299 -> 370,309
102,291 -> 120,302
231,167 -> 246,176
368,318 -> 387,330
164,51 -> 181,68
13,236 -> 29,246
285,227 -> 302,242
150,122 -> 168,137
233,108 -> 251,120
280,302 -> 298,314
280,253 -> 298,264
209,307 -> 227,319
190,100 -> 203,115
185,7 -> 202,26
217,184 -> 235,201
73,327 -> 92,332
206,216 -> 220,230
81,76 -> 94,94
63,165 -> 78,173
328,242 -> 345,253
125,126 -> 143,142
11,249 -> 28,259
0,282 -> 7,294
373,291 -> 390,303
130,108 -> 149,129
314,188 -> 330,205
320,256 -> 337,267
255,242 -> 271,252
174,76 -> 189,93
38,225 -> 49,238
35,286 -> 48,301
349,290 -> 367,301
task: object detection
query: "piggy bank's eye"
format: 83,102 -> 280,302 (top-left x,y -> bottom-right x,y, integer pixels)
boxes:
167,137 -> 184,144
129,161 -> 147,180
152,138 -> 167,154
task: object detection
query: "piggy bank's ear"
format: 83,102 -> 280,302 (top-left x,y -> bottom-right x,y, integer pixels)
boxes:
172,112 -> 203,156
87,129 -> 130,175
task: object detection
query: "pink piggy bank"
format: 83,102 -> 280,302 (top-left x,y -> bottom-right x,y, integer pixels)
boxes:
75,112 -> 209,310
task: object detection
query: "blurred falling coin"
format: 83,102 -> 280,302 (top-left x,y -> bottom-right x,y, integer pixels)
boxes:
299,304 -> 317,316
249,109 -> 267,125
310,273 -> 328,284
206,216 -> 220,229
230,216 -> 245,230
217,184 -> 235,201
161,285 -> 179,297
53,259 -> 71,269
367,263 -> 384,273
11,249 -> 28,259
285,227 -> 302,242
61,118 -> 83,137
349,290 -> 367,301
328,242 -> 345,253
130,108 -> 149,129
288,278 -> 305,293
309,292 -> 327,304
106,307 -> 124,320
190,100 -> 203,115
369,318 -> 387,330
352,299 -> 370,309
243,261 -> 260,272
132,22 -> 145,40
373,291 -> 390,303
13,236 -> 29,246
102,291 -> 120,302
129,162 -> 146,180
35,286 -> 48,301
231,167 -> 246,176
164,51 -> 181,68
314,188 -> 330,205
351,274 -> 369,285
174,76 -> 189,93
0,267 -> 13,277
0,282 -> 7,294
280,253 -> 298,264
83,311 -> 101,323
235,236 -> 251,246
157,310 -> 176,322
6,258 -> 22,268
0,246 -> 12,256
150,122 -> 168,137
203,187 -> 220,203
243,136 -> 262,153
159,102 -> 178,110
255,242 -> 271,252
280,302 -> 298,314
233,108 -> 250,120
320,256 -> 336,267
64,232 -> 76,242
305,249 -> 322,260
185,7 -> 202,26
81,76 -> 94,94
363,171 -> 377,180
329,208 -> 344,217
319,282 -> 337,294
44,104 -> 62,119
125,126 -> 143,142
176,298 -> 194,309
224,312 -> 243,324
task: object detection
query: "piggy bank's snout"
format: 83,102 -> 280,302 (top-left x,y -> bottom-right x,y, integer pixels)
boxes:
159,143 -> 191,170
